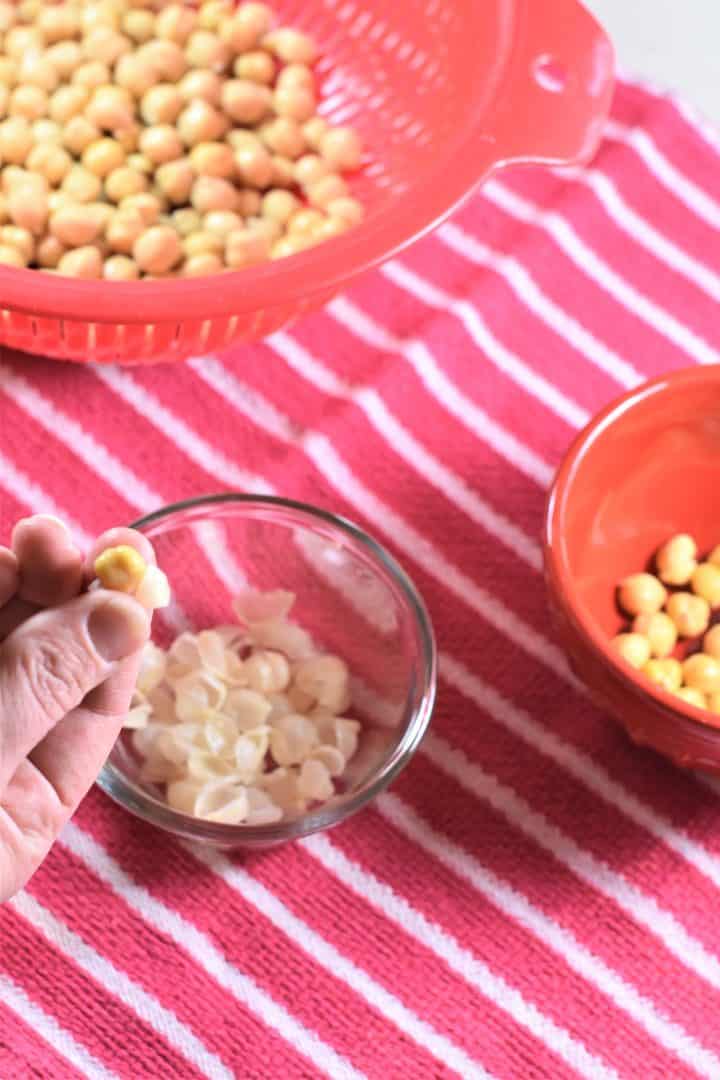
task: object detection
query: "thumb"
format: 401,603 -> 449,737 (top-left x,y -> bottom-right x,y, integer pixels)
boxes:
0,590 -> 148,790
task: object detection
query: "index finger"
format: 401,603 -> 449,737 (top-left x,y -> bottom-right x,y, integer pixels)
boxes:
84,527 -> 157,585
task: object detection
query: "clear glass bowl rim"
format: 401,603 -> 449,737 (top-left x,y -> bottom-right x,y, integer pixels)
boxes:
96,492 -> 437,844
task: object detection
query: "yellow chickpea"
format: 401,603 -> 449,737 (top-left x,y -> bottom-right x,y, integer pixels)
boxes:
692,563 -> 720,608
140,84 -> 183,125
190,175 -> 238,213
9,86 -> 48,122
307,172 -> 349,208
7,185 -> 48,236
219,2 -> 270,51
83,138 -> 126,178
225,225 -> 270,268
127,152 -> 153,175
262,28 -> 318,64
120,191 -> 161,225
49,86 -> 89,125
0,118 -> 33,165
137,39 -> 187,81
220,79 -> 271,124
139,124 -> 184,165
1,166 -> 31,194
57,245 -> 103,278
273,86 -> 316,123
0,58 -> 18,90
643,657 -> 683,692
260,188 -> 299,225
611,632 -> 651,669
0,225 -> 34,261
655,533 -> 697,586
189,140 -> 235,178
122,9 -> 155,44
287,207 -> 325,236
45,41 -> 84,81
183,229 -> 223,257
50,204 -> 105,246
0,1 -> 15,32
617,572 -> 667,617
82,27 -> 132,66
236,188 -> 261,216
290,156 -> 326,194
154,158 -> 195,205
72,61 -> 112,91
259,116 -> 306,158
632,611 -> 677,658
133,224 -> 182,273
62,116 -> 101,156
177,68 -> 222,105
32,119 -> 62,145
62,166 -> 103,204
683,653 -> 720,694
48,191 -> 71,213
17,0 -> 41,22
326,196 -> 364,227
271,234 -> 312,258
270,155 -> 296,188
302,115 -> 328,151
86,86 -> 135,132
35,234 -> 66,269
105,166 -> 148,203
234,143 -> 274,187
0,243 -> 26,267
276,64 -> 315,92
177,100 -> 226,146
171,207 -> 201,235
106,207 -> 145,253
182,251 -> 224,275
197,0 -> 233,31
103,254 -> 139,280
666,591 -> 711,638
704,625 -> 720,660
36,3 -> 79,41
203,209 -> 242,234
155,3 -> 197,43
81,0 -> 122,34
4,27 -> 43,60
26,144 -> 73,186
674,686 -> 707,710
233,50 -> 275,84
185,29 -> 230,71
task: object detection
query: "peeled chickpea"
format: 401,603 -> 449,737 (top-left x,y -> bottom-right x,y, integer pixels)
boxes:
62,117 -> 100,156
675,686 -> 707,709
35,234 -> 65,268
139,124 -> 184,165
171,207 -> 201,235
133,224 -> 181,273
0,243 -> 26,267
104,253 -> 139,279
656,533 -> 697,586
185,29 -> 230,71
62,166 -> 102,204
221,79 -> 271,124
704,625 -> 720,659
106,207 -> 145,253
692,563 -> 720,608
72,61 -> 112,91
326,196 -> 364,227
177,69 -> 222,105
274,86 -> 316,122
294,153 -> 331,188
666,592 -> 710,638
618,572 -> 666,616
307,172 -> 348,208
683,653 -> 720,694
105,166 -> 148,203
190,174 -> 238,213
203,209 -> 241,234
177,100 -> 226,145
122,9 -> 155,44
225,226 -> 269,268
138,40 -> 187,82
190,140 -> 235,178
83,138 -> 126,178
0,118 -> 33,165
276,64 -> 314,92
263,27 -> 317,64
632,611 -> 677,658
183,228 -> 223,257
233,50 -> 274,84
57,245 -> 103,278
234,143 -> 274,187
86,86 -> 135,131
182,251 -> 223,275
155,3 -> 197,43
302,115 -> 328,150
154,158 -> 194,205
26,144 -> 73,186
260,116 -> 305,158
0,225 -> 33,261
120,191 -> 161,225
49,86 -> 89,125
260,188 -> 299,224
82,27 -> 131,66
644,657 -> 683,692
50,204 -> 105,246
140,84 -> 183,125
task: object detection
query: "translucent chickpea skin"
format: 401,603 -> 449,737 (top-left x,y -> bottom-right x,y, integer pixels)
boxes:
0,0 -> 365,278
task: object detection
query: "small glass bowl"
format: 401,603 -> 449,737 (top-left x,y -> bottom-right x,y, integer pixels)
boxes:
96,494 -> 437,848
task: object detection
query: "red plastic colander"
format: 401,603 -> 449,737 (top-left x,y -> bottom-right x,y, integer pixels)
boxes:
0,0 -> 614,364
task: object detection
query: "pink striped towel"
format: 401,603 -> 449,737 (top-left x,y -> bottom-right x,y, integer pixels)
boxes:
4,76 -> 720,1079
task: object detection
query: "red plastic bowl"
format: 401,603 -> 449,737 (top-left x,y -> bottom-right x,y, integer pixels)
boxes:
544,367 -> 720,774
0,0 -> 613,364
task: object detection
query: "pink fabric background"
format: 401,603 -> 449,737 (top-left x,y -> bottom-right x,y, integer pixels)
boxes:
3,78 -> 720,1078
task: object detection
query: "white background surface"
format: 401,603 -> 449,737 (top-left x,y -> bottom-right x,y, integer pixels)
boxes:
583,0 -> 720,127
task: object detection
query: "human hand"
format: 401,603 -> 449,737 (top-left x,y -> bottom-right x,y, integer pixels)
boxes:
0,516 -> 154,903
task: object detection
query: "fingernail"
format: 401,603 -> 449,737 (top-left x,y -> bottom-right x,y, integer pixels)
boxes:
34,514 -> 70,532
87,595 -> 149,662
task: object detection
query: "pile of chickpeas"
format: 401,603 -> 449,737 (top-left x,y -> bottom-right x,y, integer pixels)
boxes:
612,534 -> 720,715
0,0 -> 364,279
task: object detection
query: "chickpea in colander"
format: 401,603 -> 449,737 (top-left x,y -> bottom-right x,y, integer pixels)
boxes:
0,0 -> 365,279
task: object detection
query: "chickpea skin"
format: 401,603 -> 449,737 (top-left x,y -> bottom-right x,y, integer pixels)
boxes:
57,245 -> 103,278
234,143 -> 274,187
0,118 -> 33,165
62,166 -> 103,203
260,116 -> 306,158
7,185 -> 48,235
189,141 -> 235,178
139,125 -> 185,165
233,50 -> 275,84
83,138 -> 126,178
154,158 -> 195,205
656,533 -> 697,586
155,3 -> 197,44
177,69 -> 222,106
49,85 -> 89,125
191,175 -> 238,213
133,224 -> 182,273
26,144 -> 73,187
185,29 -> 230,71
62,117 -> 100,156
140,84 -> 183,125
617,572 -> 667,616
666,592 -> 711,638
137,40 -> 188,82
50,204 -> 105,246
177,100 -> 226,146
105,166 -> 149,202
221,79 -> 271,124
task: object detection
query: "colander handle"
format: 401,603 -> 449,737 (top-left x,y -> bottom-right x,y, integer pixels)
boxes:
490,0 -> 615,168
